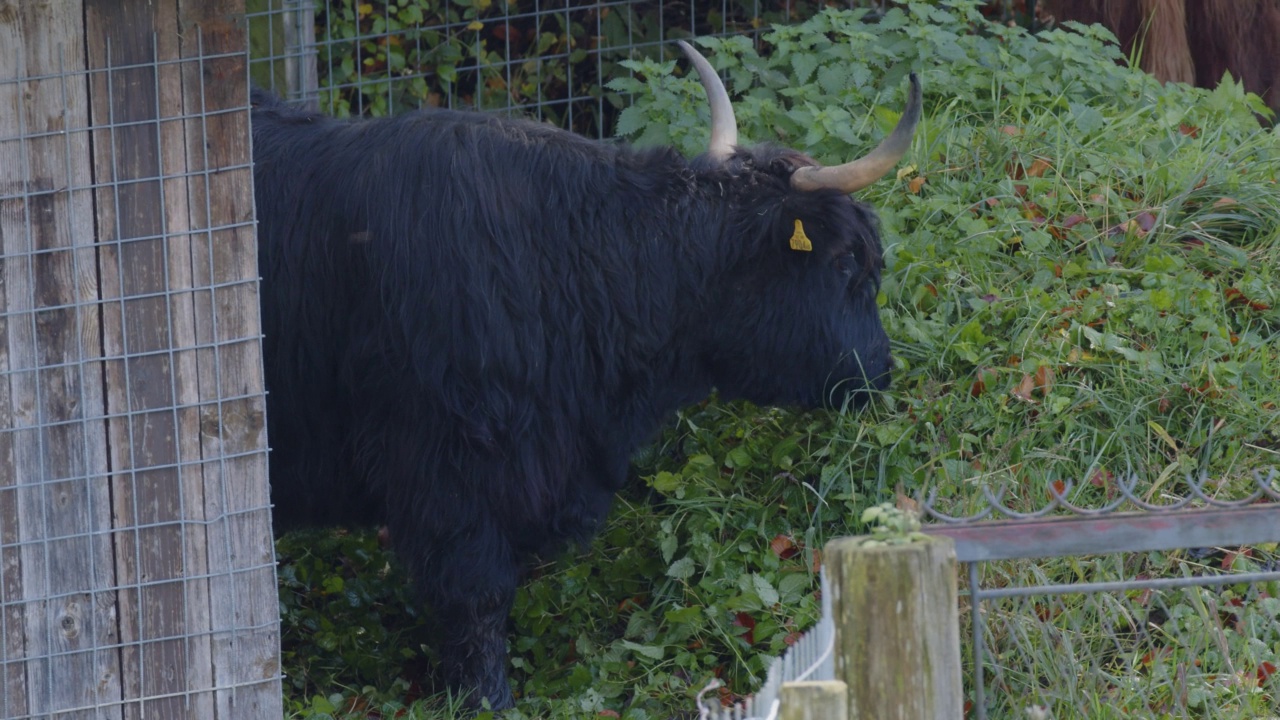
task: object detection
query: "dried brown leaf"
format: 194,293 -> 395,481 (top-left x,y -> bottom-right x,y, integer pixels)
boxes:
1012,373 -> 1036,402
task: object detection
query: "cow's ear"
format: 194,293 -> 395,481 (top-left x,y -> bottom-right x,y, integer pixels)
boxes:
788,218 -> 813,252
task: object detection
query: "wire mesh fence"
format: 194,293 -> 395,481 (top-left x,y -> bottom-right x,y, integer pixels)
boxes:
246,0 -> 897,136
927,469 -> 1280,719
973,555 -> 1280,718
1,4 -> 280,718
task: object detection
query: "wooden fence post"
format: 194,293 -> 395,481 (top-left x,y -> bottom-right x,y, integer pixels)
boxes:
1,1 -> 280,716
824,536 -> 963,719
780,680 -> 849,720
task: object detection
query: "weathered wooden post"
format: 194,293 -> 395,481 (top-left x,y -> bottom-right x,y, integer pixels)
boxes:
1,1 -> 280,717
824,533 -> 963,719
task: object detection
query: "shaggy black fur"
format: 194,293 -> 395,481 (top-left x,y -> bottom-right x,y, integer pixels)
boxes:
251,88 -> 892,709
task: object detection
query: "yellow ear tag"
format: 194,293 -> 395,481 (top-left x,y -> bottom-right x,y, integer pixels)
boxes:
789,219 -> 813,252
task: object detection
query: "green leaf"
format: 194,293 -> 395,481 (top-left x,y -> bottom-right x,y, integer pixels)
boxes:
310,695 -> 337,713
752,574 -> 780,607
663,606 -> 703,624
724,446 -> 753,469
667,557 -> 696,580
650,471 -> 681,496
777,573 -> 811,603
621,641 -> 666,660
566,662 -> 592,690
770,436 -> 801,468
1069,102 -> 1106,135
660,525 -> 678,564
791,53 -> 818,85
816,64 -> 848,97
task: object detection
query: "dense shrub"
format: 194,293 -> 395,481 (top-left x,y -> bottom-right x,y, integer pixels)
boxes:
307,0 -> 823,130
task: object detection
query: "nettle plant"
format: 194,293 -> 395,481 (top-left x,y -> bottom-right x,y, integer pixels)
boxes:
305,0 -> 833,129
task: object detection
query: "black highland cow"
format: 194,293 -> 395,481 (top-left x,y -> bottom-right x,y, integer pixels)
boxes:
252,42 -> 920,709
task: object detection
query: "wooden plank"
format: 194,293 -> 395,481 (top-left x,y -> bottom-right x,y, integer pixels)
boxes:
0,14 -> 33,713
175,1 -> 281,713
152,2 -> 221,717
4,1 -> 276,716
82,0 -> 279,716
245,0 -> 317,101
0,2 -> 121,717
83,2 -> 183,707
0,15 -> 33,715
84,2 -> 190,713
246,0 -> 283,90
281,0 -> 318,102
156,1 -> 220,716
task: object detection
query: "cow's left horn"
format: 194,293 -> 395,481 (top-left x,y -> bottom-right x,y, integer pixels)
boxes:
790,73 -> 922,194
677,40 -> 738,162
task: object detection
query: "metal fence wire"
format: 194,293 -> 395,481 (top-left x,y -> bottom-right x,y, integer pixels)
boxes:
927,470 -> 1280,719
1,13 -> 280,719
242,2 -> 1280,718
246,0 -> 893,135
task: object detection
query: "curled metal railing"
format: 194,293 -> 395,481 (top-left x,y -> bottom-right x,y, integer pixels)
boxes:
919,467 -> 1279,524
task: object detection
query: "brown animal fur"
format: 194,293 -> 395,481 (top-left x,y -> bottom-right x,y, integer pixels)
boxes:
1184,1 -> 1280,115
1140,0 -> 1194,85
1048,0 -> 1280,119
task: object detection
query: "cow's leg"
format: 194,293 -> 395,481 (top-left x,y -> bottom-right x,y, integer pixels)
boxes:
388,507 -> 518,710
433,578 -> 516,710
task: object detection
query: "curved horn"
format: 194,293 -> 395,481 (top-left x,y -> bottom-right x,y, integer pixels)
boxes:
790,72 -> 922,194
677,40 -> 738,162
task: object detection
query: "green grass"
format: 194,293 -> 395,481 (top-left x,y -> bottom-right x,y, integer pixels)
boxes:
279,2 -> 1280,718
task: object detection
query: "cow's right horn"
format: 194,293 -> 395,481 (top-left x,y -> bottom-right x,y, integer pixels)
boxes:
790,73 -> 922,194
677,40 -> 738,162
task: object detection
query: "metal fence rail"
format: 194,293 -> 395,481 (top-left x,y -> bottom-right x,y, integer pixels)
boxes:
1,3 -> 280,717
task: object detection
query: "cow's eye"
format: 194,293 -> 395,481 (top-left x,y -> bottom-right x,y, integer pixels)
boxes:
834,253 -> 857,277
